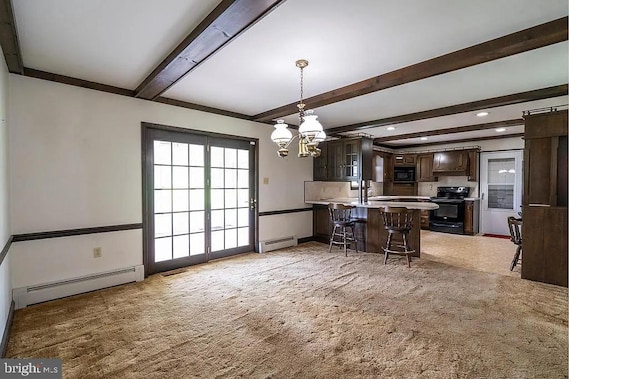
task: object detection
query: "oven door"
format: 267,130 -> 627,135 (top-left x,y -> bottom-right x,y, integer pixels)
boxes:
430,200 -> 464,222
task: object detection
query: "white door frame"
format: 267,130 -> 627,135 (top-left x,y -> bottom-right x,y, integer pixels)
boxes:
479,150 -> 523,235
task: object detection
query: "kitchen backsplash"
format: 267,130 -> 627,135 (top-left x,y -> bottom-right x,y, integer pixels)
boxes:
305,181 -> 384,201
306,179 -> 478,201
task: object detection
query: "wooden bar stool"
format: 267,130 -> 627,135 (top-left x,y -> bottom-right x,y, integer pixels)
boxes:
380,206 -> 415,267
507,216 -> 523,271
328,203 -> 358,256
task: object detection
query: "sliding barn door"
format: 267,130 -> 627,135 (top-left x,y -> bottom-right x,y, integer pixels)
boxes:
143,127 -> 256,275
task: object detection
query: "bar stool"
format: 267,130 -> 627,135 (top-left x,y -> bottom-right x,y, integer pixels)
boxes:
328,203 -> 358,256
507,216 -> 523,271
380,206 -> 415,267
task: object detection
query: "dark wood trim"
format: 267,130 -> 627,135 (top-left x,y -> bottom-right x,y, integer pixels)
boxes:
253,17 -> 568,122
297,236 -> 315,244
0,0 -> 23,74
12,223 -> 143,242
141,121 -> 260,143
374,119 -> 523,143
258,207 -> 313,217
0,235 -> 13,267
154,97 -> 254,121
24,68 -> 136,96
1,300 -> 14,358
390,133 -> 524,149
22,68 -> 257,121
328,85 -> 568,135
135,0 -> 287,100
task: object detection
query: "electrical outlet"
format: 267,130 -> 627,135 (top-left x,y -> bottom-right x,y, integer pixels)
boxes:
93,247 -> 102,258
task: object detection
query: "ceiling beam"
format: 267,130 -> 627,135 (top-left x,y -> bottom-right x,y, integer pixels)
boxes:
327,84 -> 568,135
253,16 -> 568,122
378,133 -> 524,150
373,119 -> 523,143
0,0 -> 24,74
135,0 -> 286,100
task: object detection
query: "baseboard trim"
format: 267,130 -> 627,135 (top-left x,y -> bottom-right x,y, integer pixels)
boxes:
297,236 -> 316,244
0,300 -> 15,358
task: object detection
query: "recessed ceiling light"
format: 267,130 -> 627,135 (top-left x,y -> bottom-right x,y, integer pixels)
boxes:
420,137 -> 428,141
495,128 -> 506,132
476,111 -> 489,117
386,126 -> 396,131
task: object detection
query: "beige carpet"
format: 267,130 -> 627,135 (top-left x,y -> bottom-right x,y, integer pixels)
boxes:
6,234 -> 568,378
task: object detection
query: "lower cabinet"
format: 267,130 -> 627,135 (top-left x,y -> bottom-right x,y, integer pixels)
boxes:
420,210 -> 430,230
464,200 -> 479,235
313,204 -> 367,251
313,205 -> 331,244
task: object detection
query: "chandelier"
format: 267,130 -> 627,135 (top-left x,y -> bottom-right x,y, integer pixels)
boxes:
270,59 -> 326,158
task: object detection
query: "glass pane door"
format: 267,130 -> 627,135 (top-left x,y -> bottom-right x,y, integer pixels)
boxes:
479,150 -> 523,236
487,158 -> 516,210
153,141 -> 206,262
144,127 -> 256,275
209,139 -> 255,260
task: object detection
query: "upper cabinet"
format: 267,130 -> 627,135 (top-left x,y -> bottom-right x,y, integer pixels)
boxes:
373,151 -> 393,183
416,153 -> 437,182
314,137 -> 373,182
393,154 -> 417,166
467,149 -> 479,182
433,150 -> 468,173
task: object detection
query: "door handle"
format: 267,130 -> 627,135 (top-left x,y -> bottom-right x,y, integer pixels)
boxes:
250,198 -> 257,210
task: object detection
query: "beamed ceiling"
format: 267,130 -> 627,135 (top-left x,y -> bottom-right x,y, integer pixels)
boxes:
1,0 -> 568,148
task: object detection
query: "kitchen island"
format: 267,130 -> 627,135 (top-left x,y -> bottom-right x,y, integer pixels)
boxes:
306,197 -> 438,258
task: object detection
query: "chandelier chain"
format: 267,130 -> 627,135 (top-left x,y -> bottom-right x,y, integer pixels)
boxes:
299,64 -> 305,122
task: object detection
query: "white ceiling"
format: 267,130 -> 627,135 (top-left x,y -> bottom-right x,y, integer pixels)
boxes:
10,0 -> 569,147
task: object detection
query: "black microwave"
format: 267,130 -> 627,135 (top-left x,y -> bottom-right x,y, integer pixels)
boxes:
393,167 -> 415,182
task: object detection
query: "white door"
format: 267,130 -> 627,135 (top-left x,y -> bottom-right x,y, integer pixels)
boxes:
479,150 -> 523,236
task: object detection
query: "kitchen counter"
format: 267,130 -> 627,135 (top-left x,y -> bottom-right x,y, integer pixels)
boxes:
309,197 -> 440,257
306,197 -> 439,210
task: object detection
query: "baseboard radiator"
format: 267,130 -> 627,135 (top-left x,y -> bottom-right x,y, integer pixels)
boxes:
258,236 -> 297,253
13,265 -> 144,309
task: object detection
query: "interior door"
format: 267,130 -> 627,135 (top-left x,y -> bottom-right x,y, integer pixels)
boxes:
143,127 -> 256,275
479,150 -> 523,236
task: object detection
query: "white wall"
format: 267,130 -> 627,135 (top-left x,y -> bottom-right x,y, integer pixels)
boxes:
0,48 -> 12,347
8,74 -> 312,288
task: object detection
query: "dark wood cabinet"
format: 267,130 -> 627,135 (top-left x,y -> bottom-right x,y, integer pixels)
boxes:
433,150 -> 469,173
467,149 -> 479,182
417,153 -> 437,182
393,154 -> 417,166
521,109 -> 568,287
312,204 -> 331,244
420,210 -> 430,230
390,183 -> 417,196
373,151 -> 393,183
313,137 -> 373,182
464,200 -> 479,235
326,141 -> 344,181
313,147 -> 328,181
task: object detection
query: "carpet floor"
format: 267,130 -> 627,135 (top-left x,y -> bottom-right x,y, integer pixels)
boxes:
6,233 -> 568,378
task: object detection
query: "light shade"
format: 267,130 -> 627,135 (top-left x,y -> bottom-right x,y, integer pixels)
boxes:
271,120 -> 292,146
299,110 -> 323,139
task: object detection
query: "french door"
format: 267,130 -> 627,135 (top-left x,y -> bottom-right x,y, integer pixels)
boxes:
143,126 -> 256,275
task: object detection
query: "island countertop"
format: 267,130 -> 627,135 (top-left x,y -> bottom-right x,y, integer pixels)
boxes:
305,197 -> 439,210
